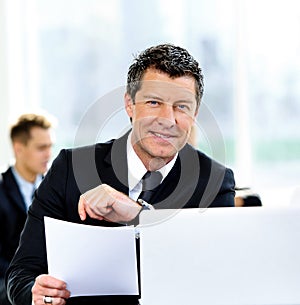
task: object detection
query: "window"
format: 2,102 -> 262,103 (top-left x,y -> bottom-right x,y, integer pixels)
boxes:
2,0 -> 300,205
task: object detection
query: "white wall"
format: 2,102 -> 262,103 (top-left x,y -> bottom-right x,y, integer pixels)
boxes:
0,0 -> 12,167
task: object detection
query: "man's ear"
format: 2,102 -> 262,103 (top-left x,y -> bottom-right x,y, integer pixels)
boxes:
13,141 -> 25,157
124,93 -> 134,118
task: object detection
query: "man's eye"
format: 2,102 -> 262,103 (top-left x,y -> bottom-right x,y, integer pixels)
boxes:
177,104 -> 188,111
147,101 -> 159,106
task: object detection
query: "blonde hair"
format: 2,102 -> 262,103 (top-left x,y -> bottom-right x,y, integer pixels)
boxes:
10,113 -> 52,144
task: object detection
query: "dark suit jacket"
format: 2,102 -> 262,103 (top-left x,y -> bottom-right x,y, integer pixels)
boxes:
0,167 -> 27,278
6,133 -> 235,305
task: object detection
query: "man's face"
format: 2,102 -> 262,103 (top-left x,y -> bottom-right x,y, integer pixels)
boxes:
125,68 -> 198,168
14,127 -> 53,176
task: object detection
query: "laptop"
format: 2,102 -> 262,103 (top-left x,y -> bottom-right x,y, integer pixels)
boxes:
139,207 -> 300,305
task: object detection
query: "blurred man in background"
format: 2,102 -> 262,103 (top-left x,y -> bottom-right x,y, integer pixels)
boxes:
0,113 -> 54,305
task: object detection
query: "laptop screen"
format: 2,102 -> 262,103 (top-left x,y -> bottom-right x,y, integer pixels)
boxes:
139,207 -> 300,305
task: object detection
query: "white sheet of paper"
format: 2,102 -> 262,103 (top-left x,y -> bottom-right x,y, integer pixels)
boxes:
44,217 -> 139,297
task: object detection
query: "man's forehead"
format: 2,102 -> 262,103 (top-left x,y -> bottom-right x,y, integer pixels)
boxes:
27,128 -> 52,142
138,80 -> 196,97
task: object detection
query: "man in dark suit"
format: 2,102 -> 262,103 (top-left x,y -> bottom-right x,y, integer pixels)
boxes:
6,44 -> 235,305
0,114 -> 53,305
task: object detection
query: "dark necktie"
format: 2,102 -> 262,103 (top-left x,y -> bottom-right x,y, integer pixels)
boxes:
138,171 -> 163,203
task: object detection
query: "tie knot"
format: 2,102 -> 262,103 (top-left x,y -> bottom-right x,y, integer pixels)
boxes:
142,171 -> 163,191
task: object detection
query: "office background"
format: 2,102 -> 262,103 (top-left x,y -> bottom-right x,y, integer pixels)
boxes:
1,0 -> 299,206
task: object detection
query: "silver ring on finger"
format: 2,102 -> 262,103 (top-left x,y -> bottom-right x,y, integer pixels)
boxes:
43,296 -> 53,304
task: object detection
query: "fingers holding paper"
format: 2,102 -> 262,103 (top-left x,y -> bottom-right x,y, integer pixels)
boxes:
78,184 -> 142,223
31,274 -> 70,305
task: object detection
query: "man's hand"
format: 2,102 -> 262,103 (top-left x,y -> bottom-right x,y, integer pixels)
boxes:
32,274 -> 70,305
78,184 -> 142,223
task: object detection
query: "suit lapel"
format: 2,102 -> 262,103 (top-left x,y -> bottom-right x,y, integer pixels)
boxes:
101,132 -> 129,195
94,134 -> 200,207
3,167 -> 27,213
151,144 -> 200,209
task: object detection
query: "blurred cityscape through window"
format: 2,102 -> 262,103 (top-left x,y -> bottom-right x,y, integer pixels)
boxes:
2,0 -> 300,205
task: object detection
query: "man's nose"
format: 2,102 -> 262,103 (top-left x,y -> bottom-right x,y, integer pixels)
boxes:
45,147 -> 52,159
157,104 -> 176,127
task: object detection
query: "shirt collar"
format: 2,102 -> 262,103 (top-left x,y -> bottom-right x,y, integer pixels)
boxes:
126,132 -> 178,191
11,166 -> 43,210
12,166 -> 43,189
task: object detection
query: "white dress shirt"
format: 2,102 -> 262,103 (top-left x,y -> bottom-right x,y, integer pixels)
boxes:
11,166 -> 43,211
126,132 -> 177,201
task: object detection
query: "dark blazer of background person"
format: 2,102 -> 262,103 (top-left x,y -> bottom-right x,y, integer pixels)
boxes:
0,168 -> 27,287
6,131 -> 235,305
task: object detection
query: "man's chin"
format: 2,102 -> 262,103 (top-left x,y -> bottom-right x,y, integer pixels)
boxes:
149,149 -> 178,161
39,167 -> 48,174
